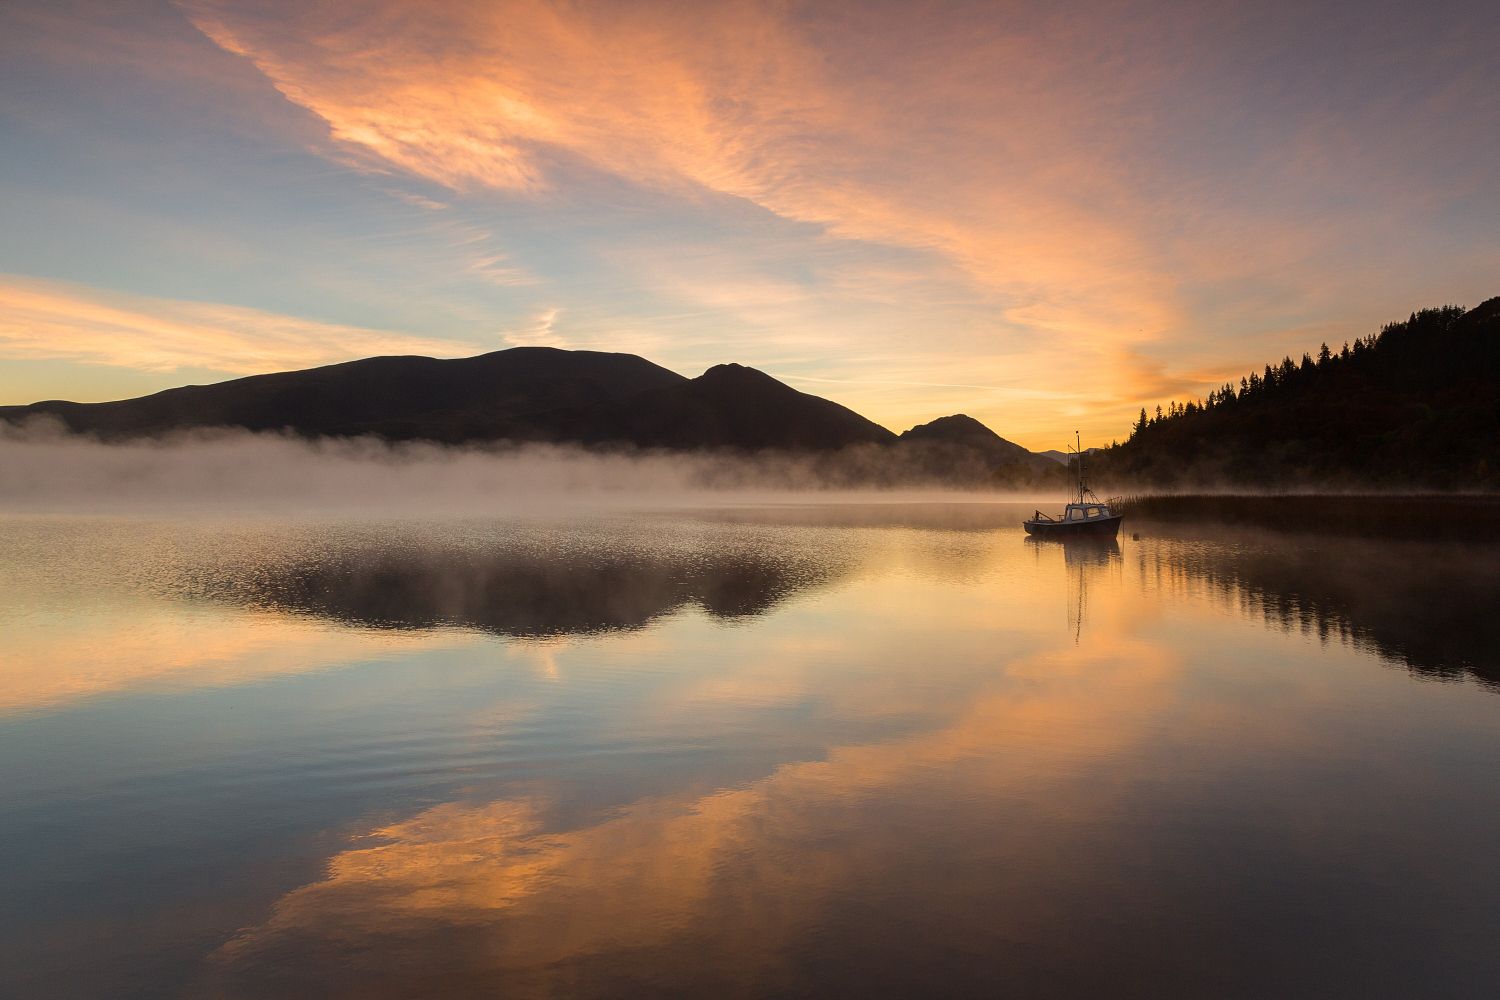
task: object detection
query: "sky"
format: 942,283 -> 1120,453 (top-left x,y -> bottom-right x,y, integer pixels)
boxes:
1,0 -> 1496,449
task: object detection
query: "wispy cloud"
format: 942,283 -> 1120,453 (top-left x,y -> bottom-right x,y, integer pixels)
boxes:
0,274 -> 480,375
4,0 -> 1494,444
179,0 -> 1177,339
502,307 -> 565,349
781,374 -> 1069,401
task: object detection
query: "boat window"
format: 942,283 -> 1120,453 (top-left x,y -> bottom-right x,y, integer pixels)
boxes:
1067,508 -> 1082,521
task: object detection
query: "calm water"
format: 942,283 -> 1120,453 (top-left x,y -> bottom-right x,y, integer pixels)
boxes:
3,503 -> 1499,998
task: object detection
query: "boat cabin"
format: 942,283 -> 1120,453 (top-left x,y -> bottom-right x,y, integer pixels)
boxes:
1064,503 -> 1112,522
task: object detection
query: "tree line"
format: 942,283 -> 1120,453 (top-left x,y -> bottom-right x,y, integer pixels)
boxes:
1093,301 -> 1500,489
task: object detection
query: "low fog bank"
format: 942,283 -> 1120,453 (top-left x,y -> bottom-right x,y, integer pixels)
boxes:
0,420 -> 1064,515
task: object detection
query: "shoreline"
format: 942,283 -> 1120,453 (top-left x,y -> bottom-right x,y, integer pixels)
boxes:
1117,492 -> 1500,540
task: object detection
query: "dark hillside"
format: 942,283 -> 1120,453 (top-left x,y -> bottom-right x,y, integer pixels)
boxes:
1096,299 -> 1500,489
0,347 -> 1059,476
0,348 -> 687,444
900,414 -> 1046,467
558,363 -> 898,451
896,414 -> 1064,486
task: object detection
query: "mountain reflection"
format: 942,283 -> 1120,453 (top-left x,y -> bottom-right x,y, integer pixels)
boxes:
194,524 -> 859,637
1137,529 -> 1500,689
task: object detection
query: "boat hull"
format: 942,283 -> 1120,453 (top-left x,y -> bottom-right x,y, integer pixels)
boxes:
1023,514 -> 1123,538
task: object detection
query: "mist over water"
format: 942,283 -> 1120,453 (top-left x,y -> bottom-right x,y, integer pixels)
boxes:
0,421 -> 1061,513
4,492 -> 1500,997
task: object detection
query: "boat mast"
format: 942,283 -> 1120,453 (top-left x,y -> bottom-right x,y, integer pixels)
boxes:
1075,430 -> 1085,505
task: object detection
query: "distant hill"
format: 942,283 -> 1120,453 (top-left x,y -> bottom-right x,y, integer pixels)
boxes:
900,415 -> 1056,472
893,414 -> 1066,488
1037,447 -> 1100,466
1096,298 -> 1500,489
0,348 -> 1063,483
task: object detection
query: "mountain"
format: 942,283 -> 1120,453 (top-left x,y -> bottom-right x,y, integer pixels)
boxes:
0,346 -> 1068,481
886,413 -> 1067,487
559,363 -> 896,450
1096,298 -> 1500,489
0,349 -> 897,454
0,348 -> 687,443
1037,447 -> 1101,466
899,414 -> 1056,474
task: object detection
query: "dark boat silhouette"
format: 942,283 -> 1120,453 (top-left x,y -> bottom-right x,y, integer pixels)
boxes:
1023,433 -> 1123,538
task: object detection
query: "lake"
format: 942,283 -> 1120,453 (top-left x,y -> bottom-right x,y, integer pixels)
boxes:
3,502 -> 1499,998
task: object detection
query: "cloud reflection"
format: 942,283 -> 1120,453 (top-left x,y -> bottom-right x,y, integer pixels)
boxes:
205,634 -> 1179,996
0,603 -> 470,715
11,509 -> 1499,994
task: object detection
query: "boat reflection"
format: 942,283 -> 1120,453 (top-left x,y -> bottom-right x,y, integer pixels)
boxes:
1026,535 -> 1122,642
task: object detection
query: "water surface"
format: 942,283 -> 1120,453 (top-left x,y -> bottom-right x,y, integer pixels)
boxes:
3,503 -> 1499,998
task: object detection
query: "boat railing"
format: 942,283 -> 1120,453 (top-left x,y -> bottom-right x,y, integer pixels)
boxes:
1031,510 -> 1056,522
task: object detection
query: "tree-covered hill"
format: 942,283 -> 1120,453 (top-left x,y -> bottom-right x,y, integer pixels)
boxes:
1094,298 -> 1500,489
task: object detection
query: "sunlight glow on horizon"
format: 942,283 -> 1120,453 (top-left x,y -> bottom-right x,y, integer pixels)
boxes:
1,0 -> 1497,449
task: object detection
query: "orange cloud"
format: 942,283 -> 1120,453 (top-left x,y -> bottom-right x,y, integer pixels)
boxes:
0,274 -> 480,376
181,1 -> 1180,351
10,1 -> 1476,447
205,1 -> 1450,449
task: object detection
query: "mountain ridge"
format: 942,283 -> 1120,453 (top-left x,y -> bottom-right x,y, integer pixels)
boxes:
21,293 -> 1487,490
0,347 -> 1061,484
0,347 -> 688,444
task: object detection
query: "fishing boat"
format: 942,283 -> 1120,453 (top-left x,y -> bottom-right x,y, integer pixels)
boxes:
1024,433 -> 1123,538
